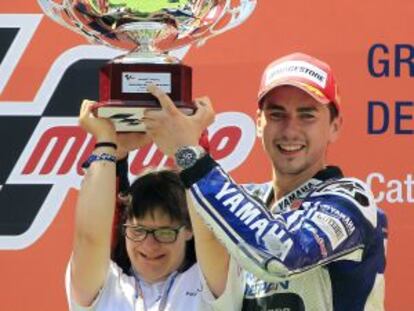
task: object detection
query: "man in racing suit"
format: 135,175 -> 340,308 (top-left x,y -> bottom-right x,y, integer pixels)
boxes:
143,52 -> 388,311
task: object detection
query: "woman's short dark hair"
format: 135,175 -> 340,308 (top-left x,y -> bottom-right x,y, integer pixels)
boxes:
125,169 -> 191,228
112,168 -> 195,273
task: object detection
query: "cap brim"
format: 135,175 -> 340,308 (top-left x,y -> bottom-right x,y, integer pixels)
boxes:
258,80 -> 331,107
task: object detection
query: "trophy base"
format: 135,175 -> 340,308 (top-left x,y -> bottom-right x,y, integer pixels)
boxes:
92,101 -> 195,132
98,62 -> 193,132
100,62 -> 192,104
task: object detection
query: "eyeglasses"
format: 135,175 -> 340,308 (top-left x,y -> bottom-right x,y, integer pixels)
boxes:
123,224 -> 185,244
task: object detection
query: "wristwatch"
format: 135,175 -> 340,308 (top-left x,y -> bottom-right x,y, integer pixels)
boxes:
174,146 -> 206,170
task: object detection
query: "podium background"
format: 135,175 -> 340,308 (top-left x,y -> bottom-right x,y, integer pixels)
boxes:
1,1 -> 413,310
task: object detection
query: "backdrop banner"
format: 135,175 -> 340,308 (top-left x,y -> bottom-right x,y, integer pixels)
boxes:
0,1 -> 413,310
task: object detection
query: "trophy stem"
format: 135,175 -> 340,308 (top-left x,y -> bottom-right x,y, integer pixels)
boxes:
116,21 -> 179,64
114,50 -> 179,64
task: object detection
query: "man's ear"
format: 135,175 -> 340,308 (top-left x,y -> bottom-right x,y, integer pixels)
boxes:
256,109 -> 263,138
329,115 -> 343,143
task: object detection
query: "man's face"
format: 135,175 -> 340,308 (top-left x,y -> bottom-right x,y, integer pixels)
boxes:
257,86 -> 341,178
125,209 -> 192,284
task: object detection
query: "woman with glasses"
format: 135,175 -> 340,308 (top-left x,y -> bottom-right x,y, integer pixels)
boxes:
65,100 -> 220,311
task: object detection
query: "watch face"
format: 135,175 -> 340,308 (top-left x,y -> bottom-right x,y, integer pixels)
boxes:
175,146 -> 205,169
175,148 -> 193,169
179,149 -> 196,169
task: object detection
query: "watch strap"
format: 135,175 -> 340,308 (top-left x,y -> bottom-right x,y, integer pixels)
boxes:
179,154 -> 218,188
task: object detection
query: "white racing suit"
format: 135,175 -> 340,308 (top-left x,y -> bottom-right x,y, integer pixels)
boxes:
181,155 -> 388,311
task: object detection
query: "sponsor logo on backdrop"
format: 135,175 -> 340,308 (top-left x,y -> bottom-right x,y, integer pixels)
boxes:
0,14 -> 256,249
367,43 -> 414,135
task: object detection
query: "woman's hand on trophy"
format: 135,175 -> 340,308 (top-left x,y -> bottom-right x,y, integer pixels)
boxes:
143,84 -> 215,156
79,99 -> 116,144
79,100 -> 152,159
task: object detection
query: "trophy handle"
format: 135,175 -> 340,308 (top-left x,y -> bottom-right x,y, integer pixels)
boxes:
195,0 -> 257,47
37,0 -> 108,47
37,1 -> 76,31
37,1 -> 84,36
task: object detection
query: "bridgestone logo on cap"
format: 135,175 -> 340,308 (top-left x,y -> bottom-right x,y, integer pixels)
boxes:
266,60 -> 328,88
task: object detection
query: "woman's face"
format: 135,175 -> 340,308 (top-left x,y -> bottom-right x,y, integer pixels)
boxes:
125,209 -> 193,283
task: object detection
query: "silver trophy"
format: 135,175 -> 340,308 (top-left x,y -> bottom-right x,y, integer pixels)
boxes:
37,0 -> 257,131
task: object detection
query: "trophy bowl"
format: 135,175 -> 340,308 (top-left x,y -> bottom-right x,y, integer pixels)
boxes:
38,0 -> 257,131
